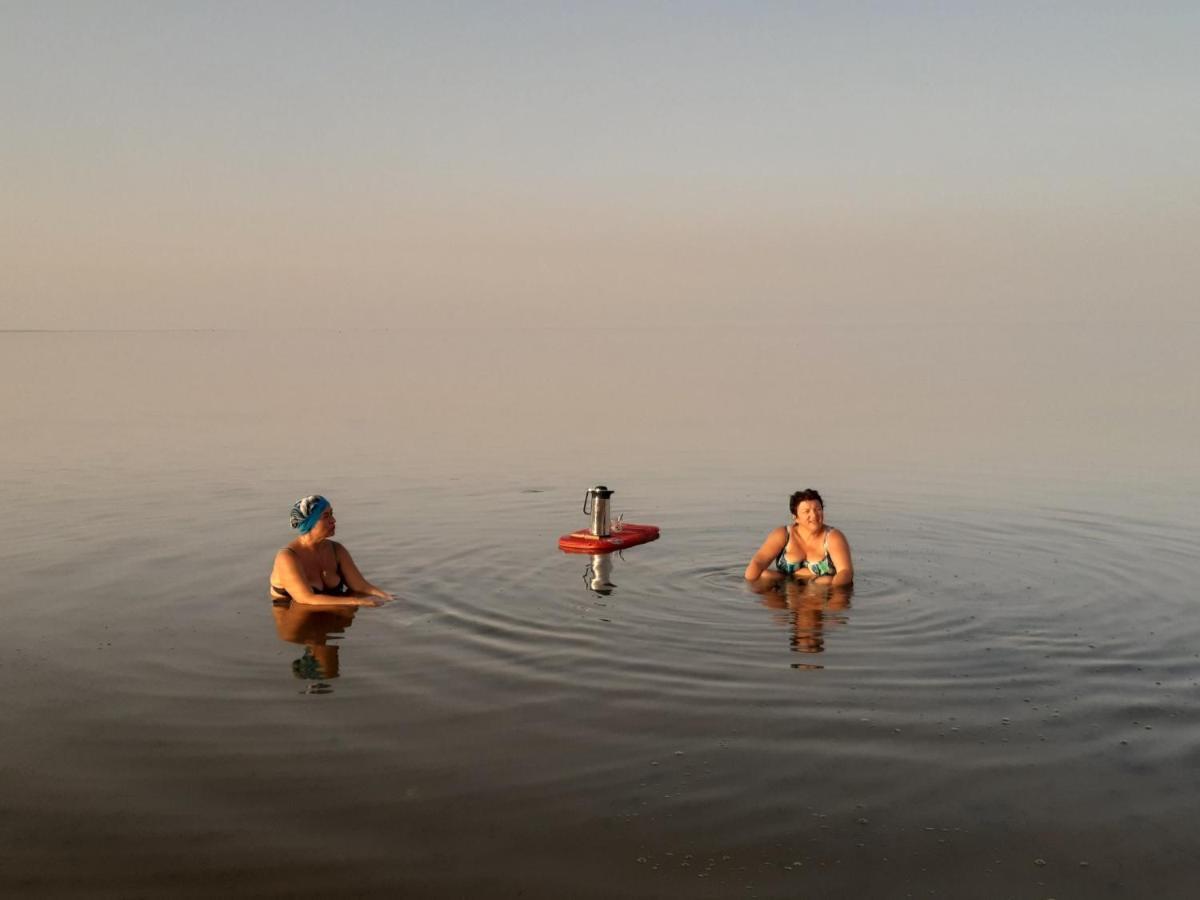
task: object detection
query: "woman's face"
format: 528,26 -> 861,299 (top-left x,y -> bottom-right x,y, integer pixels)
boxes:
312,506 -> 336,538
794,500 -> 824,529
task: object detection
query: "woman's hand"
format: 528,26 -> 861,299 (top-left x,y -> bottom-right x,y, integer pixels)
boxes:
345,593 -> 387,607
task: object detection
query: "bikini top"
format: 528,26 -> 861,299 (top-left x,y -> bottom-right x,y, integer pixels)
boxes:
776,526 -> 836,576
270,545 -> 347,601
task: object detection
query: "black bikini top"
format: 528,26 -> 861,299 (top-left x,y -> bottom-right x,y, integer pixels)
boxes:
270,545 -> 346,600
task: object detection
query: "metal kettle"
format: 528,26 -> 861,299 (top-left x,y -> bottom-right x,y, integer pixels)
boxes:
582,485 -> 614,537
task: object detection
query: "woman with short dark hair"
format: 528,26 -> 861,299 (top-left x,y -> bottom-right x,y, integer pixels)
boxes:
744,489 -> 853,585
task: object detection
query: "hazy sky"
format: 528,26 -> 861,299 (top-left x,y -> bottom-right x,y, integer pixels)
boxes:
4,1 -> 1198,329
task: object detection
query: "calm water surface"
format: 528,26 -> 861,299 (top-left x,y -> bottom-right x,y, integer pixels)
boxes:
4,327 -> 1199,898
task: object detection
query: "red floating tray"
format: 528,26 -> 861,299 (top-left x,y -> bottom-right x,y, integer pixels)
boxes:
557,523 -> 660,554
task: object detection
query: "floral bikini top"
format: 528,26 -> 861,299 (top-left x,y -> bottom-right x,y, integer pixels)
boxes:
775,526 -> 836,576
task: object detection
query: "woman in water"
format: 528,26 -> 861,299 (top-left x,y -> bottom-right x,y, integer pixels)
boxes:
269,495 -> 393,606
744,489 -> 854,586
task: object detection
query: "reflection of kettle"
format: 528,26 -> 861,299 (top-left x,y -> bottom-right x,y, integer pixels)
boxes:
582,485 -> 615,537
585,553 -> 616,595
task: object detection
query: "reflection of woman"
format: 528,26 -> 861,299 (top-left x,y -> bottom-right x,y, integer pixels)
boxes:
273,600 -> 357,681
751,577 -> 852,657
269,495 -> 393,606
745,489 -> 854,586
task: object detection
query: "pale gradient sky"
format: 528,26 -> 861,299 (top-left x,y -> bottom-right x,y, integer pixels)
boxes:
3,1 -> 1198,329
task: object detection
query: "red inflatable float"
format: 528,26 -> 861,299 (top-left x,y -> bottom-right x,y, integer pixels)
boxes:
558,523 -> 660,554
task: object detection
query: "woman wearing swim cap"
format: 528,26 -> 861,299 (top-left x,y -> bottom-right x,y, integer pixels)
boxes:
745,489 -> 854,586
269,495 -> 393,606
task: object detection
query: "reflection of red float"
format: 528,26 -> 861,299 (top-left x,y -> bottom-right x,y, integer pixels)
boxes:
558,523 -> 660,554
558,484 -> 661,554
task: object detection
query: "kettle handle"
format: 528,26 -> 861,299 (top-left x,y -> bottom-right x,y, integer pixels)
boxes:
582,490 -> 592,515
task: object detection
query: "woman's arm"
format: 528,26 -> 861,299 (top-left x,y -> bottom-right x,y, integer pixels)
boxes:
273,549 -> 384,607
745,527 -> 788,581
333,542 -> 394,600
819,528 -> 854,586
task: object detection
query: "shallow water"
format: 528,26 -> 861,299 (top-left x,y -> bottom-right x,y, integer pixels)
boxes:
4,327 -> 1200,897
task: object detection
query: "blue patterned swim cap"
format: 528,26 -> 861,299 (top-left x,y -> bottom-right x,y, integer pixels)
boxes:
289,495 -> 330,534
